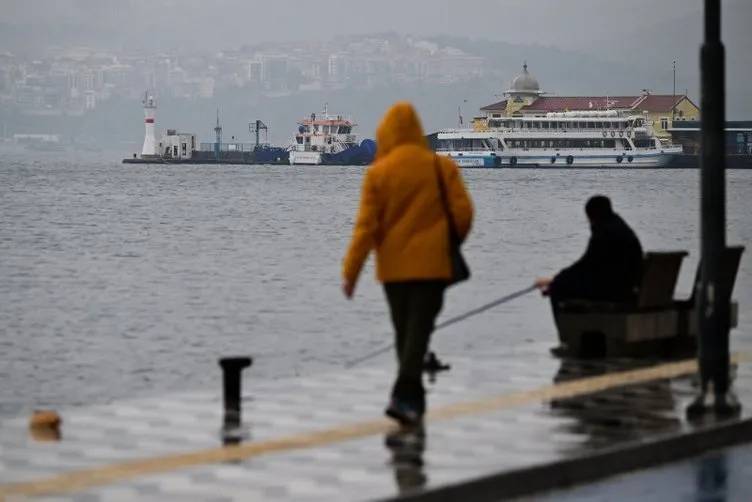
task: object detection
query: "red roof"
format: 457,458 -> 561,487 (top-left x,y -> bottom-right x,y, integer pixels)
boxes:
479,99 -> 507,112
520,96 -> 640,112
632,94 -> 691,112
480,94 -> 696,114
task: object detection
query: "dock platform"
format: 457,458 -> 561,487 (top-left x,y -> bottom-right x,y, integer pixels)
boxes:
2,351 -> 752,501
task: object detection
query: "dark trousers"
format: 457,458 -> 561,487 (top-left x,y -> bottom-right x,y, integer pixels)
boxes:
384,281 -> 446,413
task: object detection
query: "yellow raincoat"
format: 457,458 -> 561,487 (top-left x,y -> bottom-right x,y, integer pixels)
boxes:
342,102 -> 474,284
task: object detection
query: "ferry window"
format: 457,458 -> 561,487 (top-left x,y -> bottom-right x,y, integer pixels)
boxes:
296,137 -> 303,144
181,143 -> 187,154
492,114 -> 501,118
678,110 -> 684,118
660,117 -> 669,129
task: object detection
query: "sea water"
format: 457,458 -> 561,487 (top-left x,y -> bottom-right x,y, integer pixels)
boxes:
1,151 -> 750,417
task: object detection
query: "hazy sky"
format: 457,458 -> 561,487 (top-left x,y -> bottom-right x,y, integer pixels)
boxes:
1,0 -> 746,51
1,0 -> 750,122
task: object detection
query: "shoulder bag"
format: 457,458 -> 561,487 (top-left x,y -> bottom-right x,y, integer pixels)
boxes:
433,157 -> 470,285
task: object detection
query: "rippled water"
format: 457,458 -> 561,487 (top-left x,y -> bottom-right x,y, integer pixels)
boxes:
1,152 -> 750,417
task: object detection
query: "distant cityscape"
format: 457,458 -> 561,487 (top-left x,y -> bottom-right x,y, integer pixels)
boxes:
0,34 -> 490,118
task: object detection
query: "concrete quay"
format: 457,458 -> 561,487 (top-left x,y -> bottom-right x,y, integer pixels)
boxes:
1,350 -> 752,501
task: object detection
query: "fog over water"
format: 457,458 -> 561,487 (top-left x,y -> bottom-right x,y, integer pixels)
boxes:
0,153 -> 750,417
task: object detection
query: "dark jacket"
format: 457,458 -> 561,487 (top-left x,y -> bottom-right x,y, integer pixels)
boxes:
551,213 -> 643,302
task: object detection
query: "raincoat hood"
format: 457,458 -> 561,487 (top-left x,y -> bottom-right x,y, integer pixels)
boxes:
375,102 -> 427,159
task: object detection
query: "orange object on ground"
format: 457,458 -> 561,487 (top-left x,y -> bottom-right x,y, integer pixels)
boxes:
29,410 -> 62,441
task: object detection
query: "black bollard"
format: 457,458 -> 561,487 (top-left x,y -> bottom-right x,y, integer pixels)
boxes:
219,357 -> 252,428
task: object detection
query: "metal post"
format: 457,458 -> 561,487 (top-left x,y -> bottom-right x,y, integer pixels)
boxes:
690,0 -> 738,417
672,60 -> 677,121
219,357 -> 252,428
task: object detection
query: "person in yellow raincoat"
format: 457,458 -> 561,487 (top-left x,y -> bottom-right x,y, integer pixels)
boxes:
342,102 -> 473,425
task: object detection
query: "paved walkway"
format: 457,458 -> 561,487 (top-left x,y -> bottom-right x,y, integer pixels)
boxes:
1,350 -> 752,501
531,441 -> 752,501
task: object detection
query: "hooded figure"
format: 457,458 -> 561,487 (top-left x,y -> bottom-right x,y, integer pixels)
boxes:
342,102 -> 473,425
535,195 -> 643,354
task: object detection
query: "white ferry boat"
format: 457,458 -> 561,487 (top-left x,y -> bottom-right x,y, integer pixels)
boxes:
289,105 -> 375,165
435,111 -> 682,168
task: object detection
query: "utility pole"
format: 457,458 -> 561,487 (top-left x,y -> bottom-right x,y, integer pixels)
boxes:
672,60 -> 677,121
214,109 -> 222,163
688,0 -> 739,417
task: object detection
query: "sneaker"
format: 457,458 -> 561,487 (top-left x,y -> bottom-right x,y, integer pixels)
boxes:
550,345 -> 570,357
385,399 -> 422,426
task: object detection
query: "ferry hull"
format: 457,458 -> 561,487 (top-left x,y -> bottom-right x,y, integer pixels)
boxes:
290,139 -> 376,166
438,148 -> 682,168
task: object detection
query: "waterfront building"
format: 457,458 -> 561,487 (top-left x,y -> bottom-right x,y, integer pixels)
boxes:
158,129 -> 197,160
668,121 -> 752,155
477,63 -> 700,138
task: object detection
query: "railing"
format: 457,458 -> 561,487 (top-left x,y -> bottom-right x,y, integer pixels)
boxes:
199,142 -> 257,152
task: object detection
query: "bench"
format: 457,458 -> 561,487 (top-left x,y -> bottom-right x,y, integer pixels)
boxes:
674,245 -> 744,341
555,247 -> 743,358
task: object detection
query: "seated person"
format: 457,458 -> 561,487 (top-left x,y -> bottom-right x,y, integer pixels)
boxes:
535,195 -> 643,353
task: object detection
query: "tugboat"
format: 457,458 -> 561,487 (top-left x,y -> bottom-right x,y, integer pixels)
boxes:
289,104 -> 376,165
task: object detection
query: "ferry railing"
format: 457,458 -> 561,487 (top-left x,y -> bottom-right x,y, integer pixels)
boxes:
199,142 -> 257,152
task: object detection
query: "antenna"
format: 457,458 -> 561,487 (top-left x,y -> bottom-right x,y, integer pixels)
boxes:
672,60 -> 677,121
213,108 -> 222,162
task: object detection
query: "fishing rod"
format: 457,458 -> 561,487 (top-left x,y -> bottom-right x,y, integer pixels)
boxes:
344,284 -> 537,368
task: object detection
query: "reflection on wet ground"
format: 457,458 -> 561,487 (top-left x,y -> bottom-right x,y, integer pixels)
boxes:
384,425 -> 427,495
1,353 -> 751,500
550,359 -> 683,451
534,436 -> 752,501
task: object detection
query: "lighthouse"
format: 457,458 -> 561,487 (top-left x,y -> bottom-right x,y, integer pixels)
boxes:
141,91 -> 157,157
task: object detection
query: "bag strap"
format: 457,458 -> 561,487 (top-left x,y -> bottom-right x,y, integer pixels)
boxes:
433,157 -> 460,240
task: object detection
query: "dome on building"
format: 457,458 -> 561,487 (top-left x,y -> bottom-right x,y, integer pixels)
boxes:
509,62 -> 540,93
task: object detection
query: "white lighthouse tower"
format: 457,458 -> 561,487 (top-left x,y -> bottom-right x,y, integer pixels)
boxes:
141,91 -> 157,157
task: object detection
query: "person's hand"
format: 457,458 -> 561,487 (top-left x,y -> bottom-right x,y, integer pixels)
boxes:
342,279 -> 356,299
534,277 -> 553,296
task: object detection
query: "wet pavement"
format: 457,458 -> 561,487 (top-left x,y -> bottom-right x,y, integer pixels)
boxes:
1,351 -> 752,501
531,441 -> 752,501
